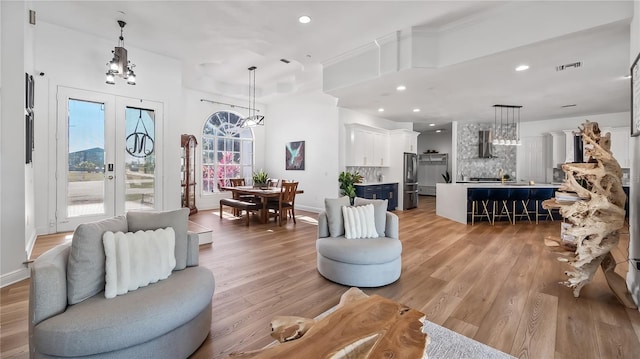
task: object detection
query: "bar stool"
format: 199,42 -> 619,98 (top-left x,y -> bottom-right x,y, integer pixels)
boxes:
467,189 -> 492,225
509,188 -> 531,224
529,188 -> 555,224
488,188 -> 512,225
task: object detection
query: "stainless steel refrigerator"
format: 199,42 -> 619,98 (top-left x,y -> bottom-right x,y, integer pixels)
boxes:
403,152 -> 418,210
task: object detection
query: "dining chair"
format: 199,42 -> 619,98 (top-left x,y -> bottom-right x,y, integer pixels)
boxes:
228,178 -> 255,215
267,178 -> 281,188
268,181 -> 298,226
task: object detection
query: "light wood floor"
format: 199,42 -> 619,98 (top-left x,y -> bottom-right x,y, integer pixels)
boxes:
2,197 -> 639,358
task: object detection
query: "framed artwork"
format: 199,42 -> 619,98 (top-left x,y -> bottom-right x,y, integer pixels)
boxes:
285,141 -> 305,170
632,51 -> 640,137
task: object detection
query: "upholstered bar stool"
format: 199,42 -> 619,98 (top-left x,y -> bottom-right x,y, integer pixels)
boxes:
529,188 -> 555,224
509,188 -> 531,224
488,188 -> 512,225
467,188 -> 492,225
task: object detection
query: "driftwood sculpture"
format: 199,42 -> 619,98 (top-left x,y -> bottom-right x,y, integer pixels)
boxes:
543,121 -> 635,308
230,287 -> 430,358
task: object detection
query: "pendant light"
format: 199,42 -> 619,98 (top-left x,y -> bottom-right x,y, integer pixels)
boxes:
492,105 -> 522,146
105,20 -> 137,85
240,66 -> 264,128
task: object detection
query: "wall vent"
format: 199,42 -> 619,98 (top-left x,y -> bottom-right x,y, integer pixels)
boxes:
556,62 -> 582,71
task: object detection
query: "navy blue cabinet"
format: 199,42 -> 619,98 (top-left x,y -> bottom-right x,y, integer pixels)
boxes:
355,183 -> 398,211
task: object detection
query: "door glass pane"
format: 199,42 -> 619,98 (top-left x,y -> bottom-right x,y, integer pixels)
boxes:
125,107 -> 155,211
67,99 -> 106,217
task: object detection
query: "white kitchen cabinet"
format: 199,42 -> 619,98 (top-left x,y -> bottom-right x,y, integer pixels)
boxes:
603,127 -> 630,168
548,131 -> 566,167
389,129 -> 419,154
345,124 -> 390,167
517,136 -> 547,183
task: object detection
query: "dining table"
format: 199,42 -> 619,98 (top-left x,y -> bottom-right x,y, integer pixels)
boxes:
221,185 -> 304,224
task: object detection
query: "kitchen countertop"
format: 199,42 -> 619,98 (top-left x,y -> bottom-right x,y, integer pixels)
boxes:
443,182 -> 561,188
355,182 -> 399,186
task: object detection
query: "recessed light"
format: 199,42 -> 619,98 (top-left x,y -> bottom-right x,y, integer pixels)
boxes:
413,108 -> 420,113
298,15 -> 311,24
378,108 -> 384,112
515,65 -> 530,72
429,123 -> 435,127
435,129 -> 442,133
396,85 -> 406,91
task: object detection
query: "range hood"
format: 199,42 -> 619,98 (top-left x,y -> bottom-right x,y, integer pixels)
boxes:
478,130 -> 493,158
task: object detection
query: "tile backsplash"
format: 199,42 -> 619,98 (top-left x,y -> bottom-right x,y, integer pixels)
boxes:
346,166 -> 386,183
456,122 -> 516,181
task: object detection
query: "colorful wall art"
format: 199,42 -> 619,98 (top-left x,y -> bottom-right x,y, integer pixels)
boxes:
286,141 -> 305,170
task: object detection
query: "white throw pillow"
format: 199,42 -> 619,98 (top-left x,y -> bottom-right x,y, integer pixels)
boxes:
342,204 -> 379,239
103,227 -> 176,299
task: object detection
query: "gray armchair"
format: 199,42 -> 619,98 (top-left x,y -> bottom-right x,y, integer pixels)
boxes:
316,198 -> 401,287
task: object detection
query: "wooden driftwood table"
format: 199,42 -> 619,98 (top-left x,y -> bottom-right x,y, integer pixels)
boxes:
230,288 -> 430,358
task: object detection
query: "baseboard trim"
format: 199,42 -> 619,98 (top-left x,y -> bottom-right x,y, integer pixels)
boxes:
1,267 -> 30,288
296,205 -> 322,213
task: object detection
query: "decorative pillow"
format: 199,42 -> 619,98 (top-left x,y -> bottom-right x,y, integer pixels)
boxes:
67,216 -> 128,305
102,227 -> 176,299
325,196 -> 351,237
127,208 -> 189,270
354,197 -> 388,237
342,204 -> 379,239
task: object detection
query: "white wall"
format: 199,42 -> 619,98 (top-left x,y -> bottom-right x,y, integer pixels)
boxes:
1,1 -> 31,286
181,87 -> 266,210
627,0 -> 640,308
33,21 -> 183,235
265,90 -> 340,212
519,112 -> 629,136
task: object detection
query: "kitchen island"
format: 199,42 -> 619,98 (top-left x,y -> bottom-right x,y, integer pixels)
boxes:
436,182 -> 630,224
436,182 -> 560,224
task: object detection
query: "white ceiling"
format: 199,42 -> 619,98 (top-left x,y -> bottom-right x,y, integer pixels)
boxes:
32,1 -> 632,132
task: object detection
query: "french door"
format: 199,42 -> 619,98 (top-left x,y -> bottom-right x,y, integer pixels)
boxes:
56,87 -> 163,232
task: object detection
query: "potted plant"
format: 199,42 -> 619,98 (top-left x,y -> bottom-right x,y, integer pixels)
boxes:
338,171 -> 363,204
441,171 -> 451,183
252,169 -> 269,188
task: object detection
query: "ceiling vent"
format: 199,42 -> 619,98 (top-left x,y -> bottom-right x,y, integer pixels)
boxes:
556,62 -> 582,71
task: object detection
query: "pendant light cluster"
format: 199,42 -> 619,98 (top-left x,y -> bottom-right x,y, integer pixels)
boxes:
105,20 -> 137,85
492,104 -> 522,146
240,66 -> 264,128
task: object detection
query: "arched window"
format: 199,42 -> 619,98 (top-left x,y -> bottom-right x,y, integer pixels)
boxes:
201,111 -> 253,193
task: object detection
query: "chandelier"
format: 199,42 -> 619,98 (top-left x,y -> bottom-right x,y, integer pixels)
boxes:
105,20 -> 136,85
492,104 -> 522,146
240,66 -> 264,127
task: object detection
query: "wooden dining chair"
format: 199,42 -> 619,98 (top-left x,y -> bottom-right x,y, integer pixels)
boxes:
229,178 -> 246,187
267,181 -> 298,226
267,178 -> 281,188
228,178 -> 255,215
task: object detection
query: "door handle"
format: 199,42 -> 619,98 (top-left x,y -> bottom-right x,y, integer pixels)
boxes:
108,175 -> 114,180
